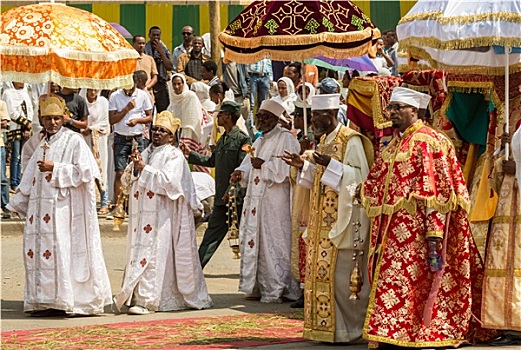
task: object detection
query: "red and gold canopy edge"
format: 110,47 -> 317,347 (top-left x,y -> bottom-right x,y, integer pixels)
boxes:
219,0 -> 380,64
0,3 -> 138,89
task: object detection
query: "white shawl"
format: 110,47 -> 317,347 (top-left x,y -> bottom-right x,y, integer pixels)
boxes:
167,73 -> 203,141
273,77 -> 297,115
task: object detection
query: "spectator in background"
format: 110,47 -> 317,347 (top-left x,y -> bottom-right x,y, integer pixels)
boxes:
145,26 -> 173,113
172,25 -> 194,72
55,86 -> 89,133
0,100 -> 10,219
201,61 -> 220,87
272,77 -> 297,116
81,88 -> 110,215
316,78 -> 348,126
133,70 -> 153,148
303,63 -> 319,87
133,34 -> 158,105
223,60 -> 249,123
177,36 -> 210,86
383,29 -> 399,76
109,72 -> 153,207
247,58 -> 273,139
284,63 -> 303,90
370,38 -> 394,75
2,82 -> 33,192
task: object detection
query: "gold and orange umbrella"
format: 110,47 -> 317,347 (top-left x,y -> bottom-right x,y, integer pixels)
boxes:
0,3 -> 139,89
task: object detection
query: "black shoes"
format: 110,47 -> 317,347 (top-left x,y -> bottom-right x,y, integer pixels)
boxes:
489,335 -> 521,346
290,294 -> 304,308
29,309 -> 67,317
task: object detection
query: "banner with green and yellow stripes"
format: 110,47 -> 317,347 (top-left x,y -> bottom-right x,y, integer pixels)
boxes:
1,1 -> 418,52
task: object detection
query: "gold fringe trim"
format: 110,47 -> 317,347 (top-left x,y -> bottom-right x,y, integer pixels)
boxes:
0,46 -> 139,62
219,27 -> 380,49
347,78 -> 394,130
440,80 -> 503,123
398,11 -> 444,24
399,11 -> 521,26
405,46 -> 521,76
400,36 -> 521,52
404,84 -> 430,93
222,43 -> 376,65
0,71 -> 134,90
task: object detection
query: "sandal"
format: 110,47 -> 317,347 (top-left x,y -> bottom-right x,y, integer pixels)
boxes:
98,207 -> 110,215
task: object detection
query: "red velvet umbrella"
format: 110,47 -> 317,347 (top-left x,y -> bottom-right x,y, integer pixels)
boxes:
219,0 -> 380,64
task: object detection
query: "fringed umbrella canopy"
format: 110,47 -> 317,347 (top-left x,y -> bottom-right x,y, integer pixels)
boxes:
219,0 -> 381,64
397,0 -> 521,75
0,3 -> 139,89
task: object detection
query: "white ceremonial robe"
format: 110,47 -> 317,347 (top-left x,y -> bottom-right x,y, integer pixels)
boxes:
114,144 -> 213,312
7,128 -> 112,314
236,124 -> 301,303
298,124 -> 371,342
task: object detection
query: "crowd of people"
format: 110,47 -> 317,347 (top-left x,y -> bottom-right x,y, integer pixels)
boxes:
1,23 -> 520,348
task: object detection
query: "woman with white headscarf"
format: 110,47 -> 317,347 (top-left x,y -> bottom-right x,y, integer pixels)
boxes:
167,73 -> 209,173
296,82 -> 315,105
272,77 -> 297,115
190,82 -> 216,114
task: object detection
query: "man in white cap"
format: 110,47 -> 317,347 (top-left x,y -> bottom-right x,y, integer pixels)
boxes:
7,94 -> 112,317
114,111 -> 212,315
230,99 -> 300,303
357,87 -> 488,347
282,93 -> 374,343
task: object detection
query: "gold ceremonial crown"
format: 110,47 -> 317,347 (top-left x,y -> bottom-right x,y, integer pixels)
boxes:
39,94 -> 66,117
154,111 -> 181,135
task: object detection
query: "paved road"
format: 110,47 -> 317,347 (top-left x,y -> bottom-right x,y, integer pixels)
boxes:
1,221 -> 518,349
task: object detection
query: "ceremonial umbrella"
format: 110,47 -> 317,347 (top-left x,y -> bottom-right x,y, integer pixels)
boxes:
304,55 -> 378,73
110,22 -> 133,40
0,2 -> 139,89
219,0 -> 380,64
397,0 -> 521,156
219,0 -> 380,130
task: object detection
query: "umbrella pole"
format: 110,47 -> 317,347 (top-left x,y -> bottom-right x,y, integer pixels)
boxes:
301,61 -> 308,134
505,46 -> 510,160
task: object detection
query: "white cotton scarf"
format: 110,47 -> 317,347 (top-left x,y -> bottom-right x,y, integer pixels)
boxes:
167,73 -> 203,141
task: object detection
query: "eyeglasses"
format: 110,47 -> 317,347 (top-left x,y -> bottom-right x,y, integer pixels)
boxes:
181,32 -> 193,36
151,127 -> 171,134
386,104 -> 410,111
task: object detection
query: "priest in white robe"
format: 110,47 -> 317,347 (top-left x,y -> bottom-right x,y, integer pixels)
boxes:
7,94 -> 112,317
230,99 -> 301,303
114,111 -> 213,315
282,94 -> 374,343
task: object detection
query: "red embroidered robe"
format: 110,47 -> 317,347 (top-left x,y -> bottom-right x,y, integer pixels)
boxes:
361,121 -> 492,347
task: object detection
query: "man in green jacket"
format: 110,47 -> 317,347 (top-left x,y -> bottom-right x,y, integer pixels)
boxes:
181,101 -> 251,268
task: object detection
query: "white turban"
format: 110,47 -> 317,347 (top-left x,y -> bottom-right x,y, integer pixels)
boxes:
259,99 -> 286,119
311,94 -> 340,111
390,87 -> 431,109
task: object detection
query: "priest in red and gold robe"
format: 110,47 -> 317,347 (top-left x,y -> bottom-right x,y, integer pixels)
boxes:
359,87 -> 491,348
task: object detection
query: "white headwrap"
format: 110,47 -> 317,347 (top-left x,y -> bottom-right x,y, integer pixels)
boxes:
272,77 -> 297,114
297,82 -> 315,105
390,87 -> 431,109
190,82 -> 216,113
167,73 -> 203,141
